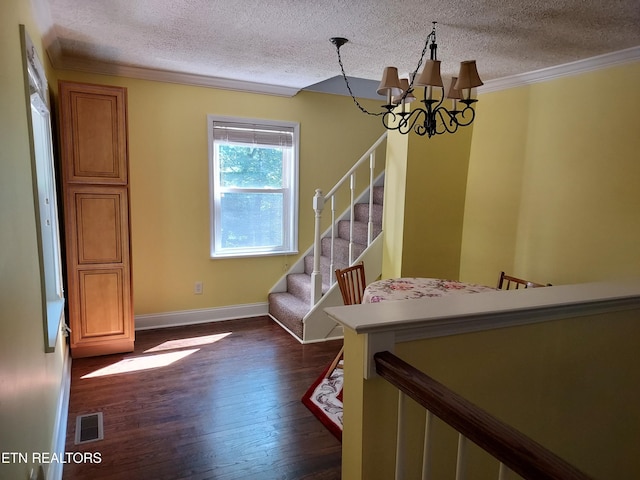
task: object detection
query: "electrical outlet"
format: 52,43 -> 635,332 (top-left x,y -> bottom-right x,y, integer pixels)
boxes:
194,281 -> 203,295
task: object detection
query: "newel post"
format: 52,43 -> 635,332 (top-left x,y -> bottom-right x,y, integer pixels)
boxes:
311,189 -> 325,306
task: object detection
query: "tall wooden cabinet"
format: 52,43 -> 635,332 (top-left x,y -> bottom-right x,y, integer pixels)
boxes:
58,81 -> 134,358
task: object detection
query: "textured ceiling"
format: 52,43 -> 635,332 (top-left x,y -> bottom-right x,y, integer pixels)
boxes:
40,0 -> 640,96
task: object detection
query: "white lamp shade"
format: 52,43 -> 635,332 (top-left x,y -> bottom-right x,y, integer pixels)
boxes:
392,78 -> 416,104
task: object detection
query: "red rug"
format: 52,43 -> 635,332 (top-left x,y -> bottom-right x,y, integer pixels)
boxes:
302,355 -> 343,441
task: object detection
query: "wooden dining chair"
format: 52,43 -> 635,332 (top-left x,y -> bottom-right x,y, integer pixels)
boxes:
497,271 -> 551,290
335,261 -> 367,306
326,262 -> 367,377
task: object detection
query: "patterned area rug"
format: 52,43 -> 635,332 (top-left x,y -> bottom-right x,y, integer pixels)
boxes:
301,355 -> 344,441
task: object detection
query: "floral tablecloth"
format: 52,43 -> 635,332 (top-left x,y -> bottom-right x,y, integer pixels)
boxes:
363,277 -> 497,303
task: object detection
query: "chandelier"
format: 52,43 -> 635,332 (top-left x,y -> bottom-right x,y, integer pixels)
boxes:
330,22 -> 483,138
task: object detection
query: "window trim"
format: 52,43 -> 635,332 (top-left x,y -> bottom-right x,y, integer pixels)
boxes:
21,25 -> 65,352
207,115 -> 299,258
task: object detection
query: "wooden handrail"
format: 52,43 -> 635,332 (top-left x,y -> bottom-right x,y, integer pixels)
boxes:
324,132 -> 387,200
374,351 -> 594,480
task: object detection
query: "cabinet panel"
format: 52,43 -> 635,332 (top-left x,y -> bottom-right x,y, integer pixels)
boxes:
77,268 -> 130,339
59,82 -> 128,184
74,189 -> 126,264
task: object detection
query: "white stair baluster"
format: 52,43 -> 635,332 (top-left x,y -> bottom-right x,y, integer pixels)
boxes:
329,195 -> 336,285
498,462 -> 511,480
396,391 -> 407,480
421,410 -> 433,480
311,189 -> 324,306
455,434 -> 468,480
367,151 -> 375,245
348,173 -> 355,265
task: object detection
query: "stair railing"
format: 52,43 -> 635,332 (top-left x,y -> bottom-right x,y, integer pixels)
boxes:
374,351 -> 594,480
311,132 -> 387,307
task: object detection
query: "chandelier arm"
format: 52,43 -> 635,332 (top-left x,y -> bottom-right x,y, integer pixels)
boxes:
381,110 -> 398,129
334,42 -> 384,117
400,109 -> 426,135
452,104 -> 476,127
382,109 -> 425,135
433,107 -> 459,135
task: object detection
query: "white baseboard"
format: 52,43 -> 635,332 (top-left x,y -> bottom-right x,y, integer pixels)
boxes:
135,303 -> 269,331
267,314 -> 304,344
48,340 -> 71,480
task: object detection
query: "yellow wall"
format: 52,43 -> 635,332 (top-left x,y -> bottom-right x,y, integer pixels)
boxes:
381,131 -> 409,278
461,62 -> 640,287
382,113 -> 473,280
0,1 -> 68,479
53,71 -> 385,314
346,61 -> 640,480
344,308 -> 640,479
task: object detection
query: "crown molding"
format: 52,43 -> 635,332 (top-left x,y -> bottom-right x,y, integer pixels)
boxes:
480,45 -> 640,94
46,43 -> 640,98
49,54 -> 301,97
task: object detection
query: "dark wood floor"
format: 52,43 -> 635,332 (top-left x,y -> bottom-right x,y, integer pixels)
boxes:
63,316 -> 343,480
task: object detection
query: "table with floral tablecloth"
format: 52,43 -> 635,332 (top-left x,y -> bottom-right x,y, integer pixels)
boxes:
362,278 -> 497,303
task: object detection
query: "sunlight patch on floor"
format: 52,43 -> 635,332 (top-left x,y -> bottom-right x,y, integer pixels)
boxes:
144,332 -> 233,353
81,349 -> 199,378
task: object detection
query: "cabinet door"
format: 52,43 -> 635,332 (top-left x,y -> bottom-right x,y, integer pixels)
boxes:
66,185 -> 133,356
76,267 -> 131,339
59,82 -> 128,185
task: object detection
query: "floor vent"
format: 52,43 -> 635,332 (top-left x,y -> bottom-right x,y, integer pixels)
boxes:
75,412 -> 104,444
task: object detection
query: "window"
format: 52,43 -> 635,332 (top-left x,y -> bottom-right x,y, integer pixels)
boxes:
208,116 -> 299,258
21,25 -> 65,352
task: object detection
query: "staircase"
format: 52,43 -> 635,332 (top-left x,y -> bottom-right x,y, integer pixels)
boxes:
268,185 -> 384,341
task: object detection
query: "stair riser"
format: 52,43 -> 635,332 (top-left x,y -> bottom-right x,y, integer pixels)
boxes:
320,237 -> 366,267
372,185 -> 384,205
338,220 -> 381,244
354,203 -> 383,224
268,293 -> 306,339
304,254 -> 355,281
287,274 -> 311,302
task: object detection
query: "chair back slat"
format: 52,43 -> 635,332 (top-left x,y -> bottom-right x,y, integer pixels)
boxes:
335,262 -> 367,305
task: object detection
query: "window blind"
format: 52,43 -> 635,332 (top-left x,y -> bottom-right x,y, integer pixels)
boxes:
212,121 -> 294,147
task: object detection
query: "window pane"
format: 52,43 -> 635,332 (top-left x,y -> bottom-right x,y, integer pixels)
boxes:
219,145 -> 283,188
220,192 -> 283,248
209,115 -> 298,258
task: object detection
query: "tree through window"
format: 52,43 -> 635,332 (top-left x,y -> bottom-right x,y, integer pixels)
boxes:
208,116 -> 299,257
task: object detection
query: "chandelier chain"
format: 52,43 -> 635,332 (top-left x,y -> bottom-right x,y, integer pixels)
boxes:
334,43 -> 384,117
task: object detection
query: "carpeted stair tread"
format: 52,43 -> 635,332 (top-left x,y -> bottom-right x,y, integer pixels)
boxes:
287,273 -> 330,303
268,291 -> 308,339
